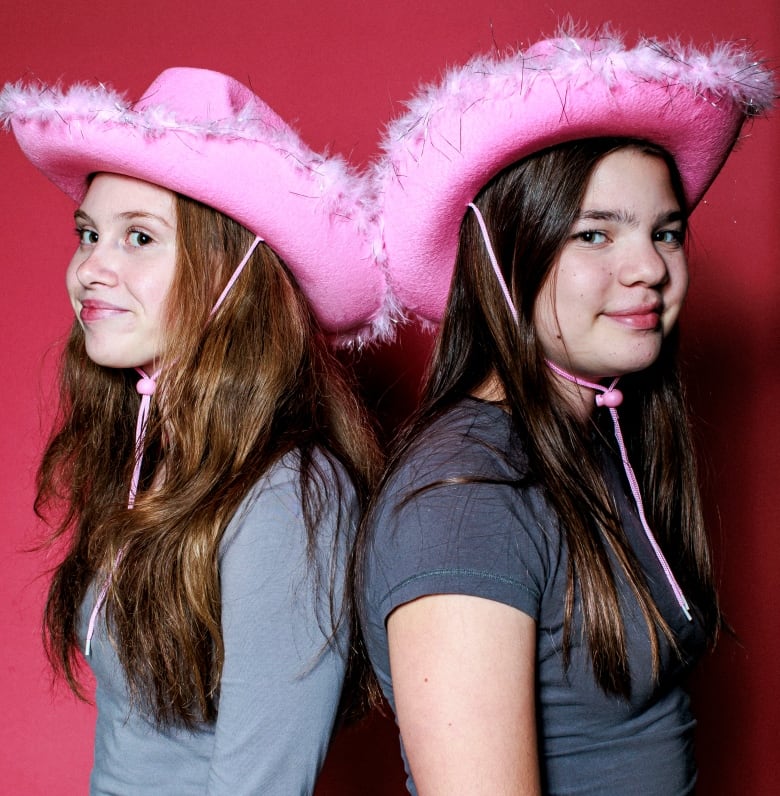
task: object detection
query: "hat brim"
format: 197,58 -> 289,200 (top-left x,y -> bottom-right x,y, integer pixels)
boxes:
2,71 -> 392,343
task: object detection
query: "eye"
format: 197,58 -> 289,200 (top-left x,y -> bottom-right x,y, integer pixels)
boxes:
653,229 -> 685,246
128,230 -> 153,247
572,230 -> 608,244
75,227 -> 99,245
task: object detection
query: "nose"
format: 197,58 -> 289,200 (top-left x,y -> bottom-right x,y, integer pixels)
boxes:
618,238 -> 669,288
71,244 -> 119,288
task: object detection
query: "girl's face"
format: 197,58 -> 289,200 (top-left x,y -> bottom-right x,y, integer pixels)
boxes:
533,148 -> 688,383
67,174 -> 177,373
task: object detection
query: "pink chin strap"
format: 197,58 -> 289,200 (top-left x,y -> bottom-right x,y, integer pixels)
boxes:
84,235 -> 263,655
467,203 -> 692,622
545,361 -> 692,621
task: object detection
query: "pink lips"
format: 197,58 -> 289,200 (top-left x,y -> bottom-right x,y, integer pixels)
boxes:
79,299 -> 128,323
604,305 -> 662,330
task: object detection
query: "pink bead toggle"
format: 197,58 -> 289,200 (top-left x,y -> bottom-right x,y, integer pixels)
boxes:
136,377 -> 157,396
595,389 -> 623,408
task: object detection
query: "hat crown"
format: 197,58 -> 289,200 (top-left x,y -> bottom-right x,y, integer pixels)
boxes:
134,67 -> 286,133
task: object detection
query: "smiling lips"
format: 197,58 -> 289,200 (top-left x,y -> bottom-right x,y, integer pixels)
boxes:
79,299 -> 128,323
603,305 -> 662,330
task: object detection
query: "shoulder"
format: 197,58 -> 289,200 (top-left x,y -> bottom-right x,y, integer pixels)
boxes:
220,447 -> 357,567
393,398 -> 526,490
237,446 -> 355,517
365,400 -> 553,624
245,446 -> 355,501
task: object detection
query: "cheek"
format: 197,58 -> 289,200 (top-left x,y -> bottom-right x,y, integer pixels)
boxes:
139,265 -> 177,324
65,257 -> 81,304
545,262 -> 597,331
668,258 -> 689,307
532,282 -> 562,354
661,258 -> 689,332
532,282 -> 552,326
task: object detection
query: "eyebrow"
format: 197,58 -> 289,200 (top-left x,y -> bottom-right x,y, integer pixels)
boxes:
73,209 -> 175,228
576,209 -> 685,226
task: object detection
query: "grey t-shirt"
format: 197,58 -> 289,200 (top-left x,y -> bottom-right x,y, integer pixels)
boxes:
363,399 -> 706,795
81,450 -> 353,795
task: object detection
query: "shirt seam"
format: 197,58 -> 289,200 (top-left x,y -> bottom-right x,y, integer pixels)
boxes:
385,567 -> 539,602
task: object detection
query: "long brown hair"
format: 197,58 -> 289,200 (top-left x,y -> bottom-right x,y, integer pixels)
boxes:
37,191 -> 379,727
359,138 -> 719,699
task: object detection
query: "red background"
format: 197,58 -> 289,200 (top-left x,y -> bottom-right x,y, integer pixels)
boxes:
0,1 -> 777,793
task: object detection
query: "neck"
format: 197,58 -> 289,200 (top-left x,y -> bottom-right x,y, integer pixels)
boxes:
549,372 -> 599,421
545,360 -> 623,422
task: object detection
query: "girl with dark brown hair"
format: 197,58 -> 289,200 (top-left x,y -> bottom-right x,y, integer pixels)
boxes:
359,33 -> 775,794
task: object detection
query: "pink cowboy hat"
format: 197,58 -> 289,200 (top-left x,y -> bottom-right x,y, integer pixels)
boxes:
0,67 -> 393,344
375,31 -> 776,325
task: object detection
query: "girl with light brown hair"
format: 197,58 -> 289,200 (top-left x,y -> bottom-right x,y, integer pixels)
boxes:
2,67 -> 390,793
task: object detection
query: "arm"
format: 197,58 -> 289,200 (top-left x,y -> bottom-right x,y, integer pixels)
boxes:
206,457 -> 350,795
388,593 -> 540,796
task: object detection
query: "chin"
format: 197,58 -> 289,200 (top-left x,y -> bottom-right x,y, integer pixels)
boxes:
83,336 -> 159,372
612,353 -> 663,378
84,348 -> 148,372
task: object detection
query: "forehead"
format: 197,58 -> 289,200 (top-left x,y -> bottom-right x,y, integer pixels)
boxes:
80,173 -> 176,221
582,149 -> 679,210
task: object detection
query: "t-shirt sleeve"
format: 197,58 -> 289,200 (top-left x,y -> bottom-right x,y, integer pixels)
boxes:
206,453 -> 352,795
366,418 -> 553,628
